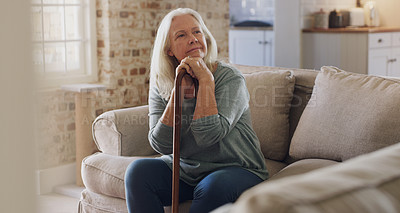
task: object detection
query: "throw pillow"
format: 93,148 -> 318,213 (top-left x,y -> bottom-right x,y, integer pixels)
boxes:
242,70 -> 295,161
290,66 -> 400,161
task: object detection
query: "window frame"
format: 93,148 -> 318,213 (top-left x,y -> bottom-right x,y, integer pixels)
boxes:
32,0 -> 98,88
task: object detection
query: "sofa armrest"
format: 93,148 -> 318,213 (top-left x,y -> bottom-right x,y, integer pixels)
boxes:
92,105 -> 157,156
212,143 -> 400,213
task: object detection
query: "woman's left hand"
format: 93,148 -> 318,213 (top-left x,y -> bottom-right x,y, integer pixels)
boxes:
181,56 -> 214,83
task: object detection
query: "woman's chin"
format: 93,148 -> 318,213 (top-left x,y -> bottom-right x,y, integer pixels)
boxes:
187,53 -> 204,58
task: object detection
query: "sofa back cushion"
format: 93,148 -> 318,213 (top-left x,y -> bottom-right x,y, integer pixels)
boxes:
290,66 -> 400,161
242,70 -> 295,161
288,70 -> 318,142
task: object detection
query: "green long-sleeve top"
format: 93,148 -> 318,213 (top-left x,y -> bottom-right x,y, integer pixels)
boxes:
148,61 -> 268,186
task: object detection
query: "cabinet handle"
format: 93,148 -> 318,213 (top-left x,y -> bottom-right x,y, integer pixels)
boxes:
378,39 -> 383,43
388,58 -> 397,63
258,41 -> 270,45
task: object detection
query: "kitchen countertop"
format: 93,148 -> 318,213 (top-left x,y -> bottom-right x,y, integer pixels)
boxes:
303,27 -> 400,33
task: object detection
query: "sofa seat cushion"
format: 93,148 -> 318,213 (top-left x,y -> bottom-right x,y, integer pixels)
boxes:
214,142 -> 400,213
242,69 -> 295,161
290,66 -> 400,161
79,189 -> 128,213
268,159 -> 338,181
264,159 -> 288,177
82,153 -> 289,199
79,189 -> 192,213
81,152 -> 158,199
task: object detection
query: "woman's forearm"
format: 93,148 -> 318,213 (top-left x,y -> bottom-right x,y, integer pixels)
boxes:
161,76 -> 218,125
160,90 -> 175,127
193,79 -> 218,120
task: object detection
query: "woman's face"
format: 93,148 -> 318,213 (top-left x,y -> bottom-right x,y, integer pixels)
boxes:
167,14 -> 207,62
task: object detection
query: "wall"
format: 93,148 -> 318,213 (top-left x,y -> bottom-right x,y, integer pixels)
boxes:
1,0 -> 36,211
274,0 -> 301,68
36,0 -> 229,170
375,0 -> 400,27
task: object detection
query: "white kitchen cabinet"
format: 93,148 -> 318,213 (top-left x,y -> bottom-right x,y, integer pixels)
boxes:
302,31 -> 400,77
229,29 -> 274,66
368,32 -> 400,77
390,47 -> 400,77
302,33 -> 368,74
368,48 -> 391,76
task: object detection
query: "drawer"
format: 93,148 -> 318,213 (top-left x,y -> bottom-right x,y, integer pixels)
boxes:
392,32 -> 400,46
369,33 -> 392,49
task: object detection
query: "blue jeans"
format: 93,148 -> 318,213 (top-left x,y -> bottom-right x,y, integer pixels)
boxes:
125,158 -> 263,213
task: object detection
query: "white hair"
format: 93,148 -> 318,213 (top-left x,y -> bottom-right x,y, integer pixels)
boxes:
150,8 -> 218,100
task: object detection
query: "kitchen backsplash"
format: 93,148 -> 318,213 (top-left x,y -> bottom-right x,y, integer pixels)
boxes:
229,0 -> 275,25
301,0 -> 357,28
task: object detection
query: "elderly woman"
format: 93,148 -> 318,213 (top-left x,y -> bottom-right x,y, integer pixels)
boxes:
124,8 -> 268,213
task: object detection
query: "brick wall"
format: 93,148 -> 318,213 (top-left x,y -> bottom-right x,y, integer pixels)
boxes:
36,90 -> 77,169
36,0 -> 229,170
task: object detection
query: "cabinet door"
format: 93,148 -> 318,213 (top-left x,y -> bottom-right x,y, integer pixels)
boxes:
229,30 -> 264,66
264,31 -> 274,66
368,48 -> 391,76
392,32 -> 400,46
302,33 -> 342,70
303,33 -> 368,74
388,47 -> 400,77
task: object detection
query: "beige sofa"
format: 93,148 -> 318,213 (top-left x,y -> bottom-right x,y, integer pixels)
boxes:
78,65 -> 400,213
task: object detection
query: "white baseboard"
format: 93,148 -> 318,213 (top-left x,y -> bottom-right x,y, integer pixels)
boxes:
36,163 -> 76,195
54,183 -> 84,199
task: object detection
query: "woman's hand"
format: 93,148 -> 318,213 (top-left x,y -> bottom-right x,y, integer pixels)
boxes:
180,56 -> 214,83
176,60 -> 196,99
180,56 -> 217,120
173,56 -> 218,120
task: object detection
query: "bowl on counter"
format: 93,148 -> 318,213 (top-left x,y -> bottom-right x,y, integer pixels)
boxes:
233,20 -> 273,27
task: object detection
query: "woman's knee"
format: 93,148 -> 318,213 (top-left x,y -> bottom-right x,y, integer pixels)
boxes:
125,159 -> 147,180
193,167 -> 262,202
125,158 -> 167,188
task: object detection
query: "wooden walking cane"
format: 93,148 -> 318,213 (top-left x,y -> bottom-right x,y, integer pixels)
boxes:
172,69 -> 198,213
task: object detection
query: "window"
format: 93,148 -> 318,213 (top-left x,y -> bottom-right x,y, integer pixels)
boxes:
31,0 -> 97,88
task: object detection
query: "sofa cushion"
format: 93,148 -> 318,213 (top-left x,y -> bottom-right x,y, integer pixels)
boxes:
79,189 -> 192,213
289,66 -> 400,161
81,152 -> 157,199
79,189 -> 128,213
213,142 -> 400,213
242,70 -> 295,161
287,70 -> 318,142
264,159 -> 288,177
268,159 -> 338,181
92,105 -> 155,156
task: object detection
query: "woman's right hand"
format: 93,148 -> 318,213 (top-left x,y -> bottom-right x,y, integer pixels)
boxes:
176,61 -> 196,99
